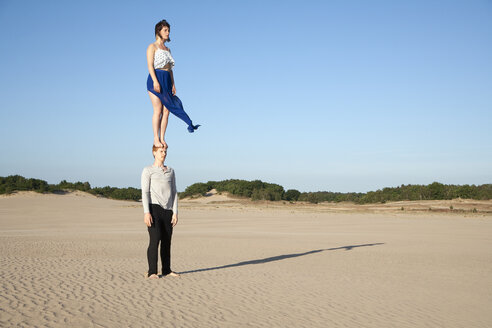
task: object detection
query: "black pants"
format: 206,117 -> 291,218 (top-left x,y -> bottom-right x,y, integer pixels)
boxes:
147,204 -> 173,276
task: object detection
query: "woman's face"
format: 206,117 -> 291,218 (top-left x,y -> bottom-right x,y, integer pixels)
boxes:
159,26 -> 170,41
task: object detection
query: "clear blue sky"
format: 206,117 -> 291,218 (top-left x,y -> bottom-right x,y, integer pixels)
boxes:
0,0 -> 491,192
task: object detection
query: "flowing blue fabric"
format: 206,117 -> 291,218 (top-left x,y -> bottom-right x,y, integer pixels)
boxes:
147,70 -> 200,133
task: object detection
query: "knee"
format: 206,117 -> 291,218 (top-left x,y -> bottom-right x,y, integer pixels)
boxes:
148,236 -> 159,244
163,107 -> 170,117
148,235 -> 161,247
153,107 -> 162,116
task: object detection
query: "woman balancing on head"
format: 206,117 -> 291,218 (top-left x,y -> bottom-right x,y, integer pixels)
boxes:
147,19 -> 199,148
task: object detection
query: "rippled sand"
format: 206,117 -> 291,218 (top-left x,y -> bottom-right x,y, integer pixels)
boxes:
1,191 -> 491,327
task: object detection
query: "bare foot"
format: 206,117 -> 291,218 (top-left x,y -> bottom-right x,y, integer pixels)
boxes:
154,137 -> 163,148
166,272 -> 180,277
160,138 -> 168,149
147,274 -> 159,279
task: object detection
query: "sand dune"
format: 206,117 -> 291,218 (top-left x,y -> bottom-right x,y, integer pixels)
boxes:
182,189 -> 492,215
1,191 -> 491,327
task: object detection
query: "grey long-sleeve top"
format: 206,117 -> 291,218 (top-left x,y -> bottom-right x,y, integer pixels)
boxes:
141,165 -> 178,214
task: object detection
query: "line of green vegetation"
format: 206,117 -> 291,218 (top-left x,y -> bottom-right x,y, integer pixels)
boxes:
1,175 -> 491,204
0,175 -> 140,201
179,179 -> 492,204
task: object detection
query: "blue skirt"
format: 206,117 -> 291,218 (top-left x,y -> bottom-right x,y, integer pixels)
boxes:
147,70 -> 199,133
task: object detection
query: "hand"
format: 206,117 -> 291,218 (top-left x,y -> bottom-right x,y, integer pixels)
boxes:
144,213 -> 153,227
153,81 -> 161,93
171,214 -> 178,227
172,84 -> 176,95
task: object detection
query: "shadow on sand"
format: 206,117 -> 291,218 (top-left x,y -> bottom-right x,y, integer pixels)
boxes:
178,242 -> 385,275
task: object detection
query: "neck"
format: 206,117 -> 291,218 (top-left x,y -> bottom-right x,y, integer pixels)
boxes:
153,159 -> 164,167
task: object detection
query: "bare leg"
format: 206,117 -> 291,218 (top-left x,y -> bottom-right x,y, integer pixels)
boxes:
148,91 -> 163,147
160,107 -> 170,148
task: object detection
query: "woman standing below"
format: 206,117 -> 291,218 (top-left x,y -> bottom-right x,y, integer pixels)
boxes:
147,19 -> 199,148
141,145 -> 180,279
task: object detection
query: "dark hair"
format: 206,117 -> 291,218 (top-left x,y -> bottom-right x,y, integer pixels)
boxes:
155,19 -> 171,42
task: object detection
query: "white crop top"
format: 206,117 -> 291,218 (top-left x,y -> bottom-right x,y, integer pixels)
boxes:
154,47 -> 175,70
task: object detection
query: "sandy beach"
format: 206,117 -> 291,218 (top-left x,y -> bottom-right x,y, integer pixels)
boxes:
1,191 -> 491,327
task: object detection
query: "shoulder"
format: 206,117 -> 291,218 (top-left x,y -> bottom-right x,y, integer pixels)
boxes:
167,166 -> 176,174
147,43 -> 157,52
142,165 -> 153,174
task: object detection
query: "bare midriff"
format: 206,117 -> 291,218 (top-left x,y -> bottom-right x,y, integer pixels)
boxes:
155,64 -> 173,71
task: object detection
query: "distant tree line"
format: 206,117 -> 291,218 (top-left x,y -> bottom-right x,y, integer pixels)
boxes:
0,175 -> 140,201
1,175 -> 491,204
353,182 -> 492,204
0,175 -> 51,194
179,180 -> 492,203
297,191 -> 365,204
89,186 -> 141,201
179,179 -> 289,201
